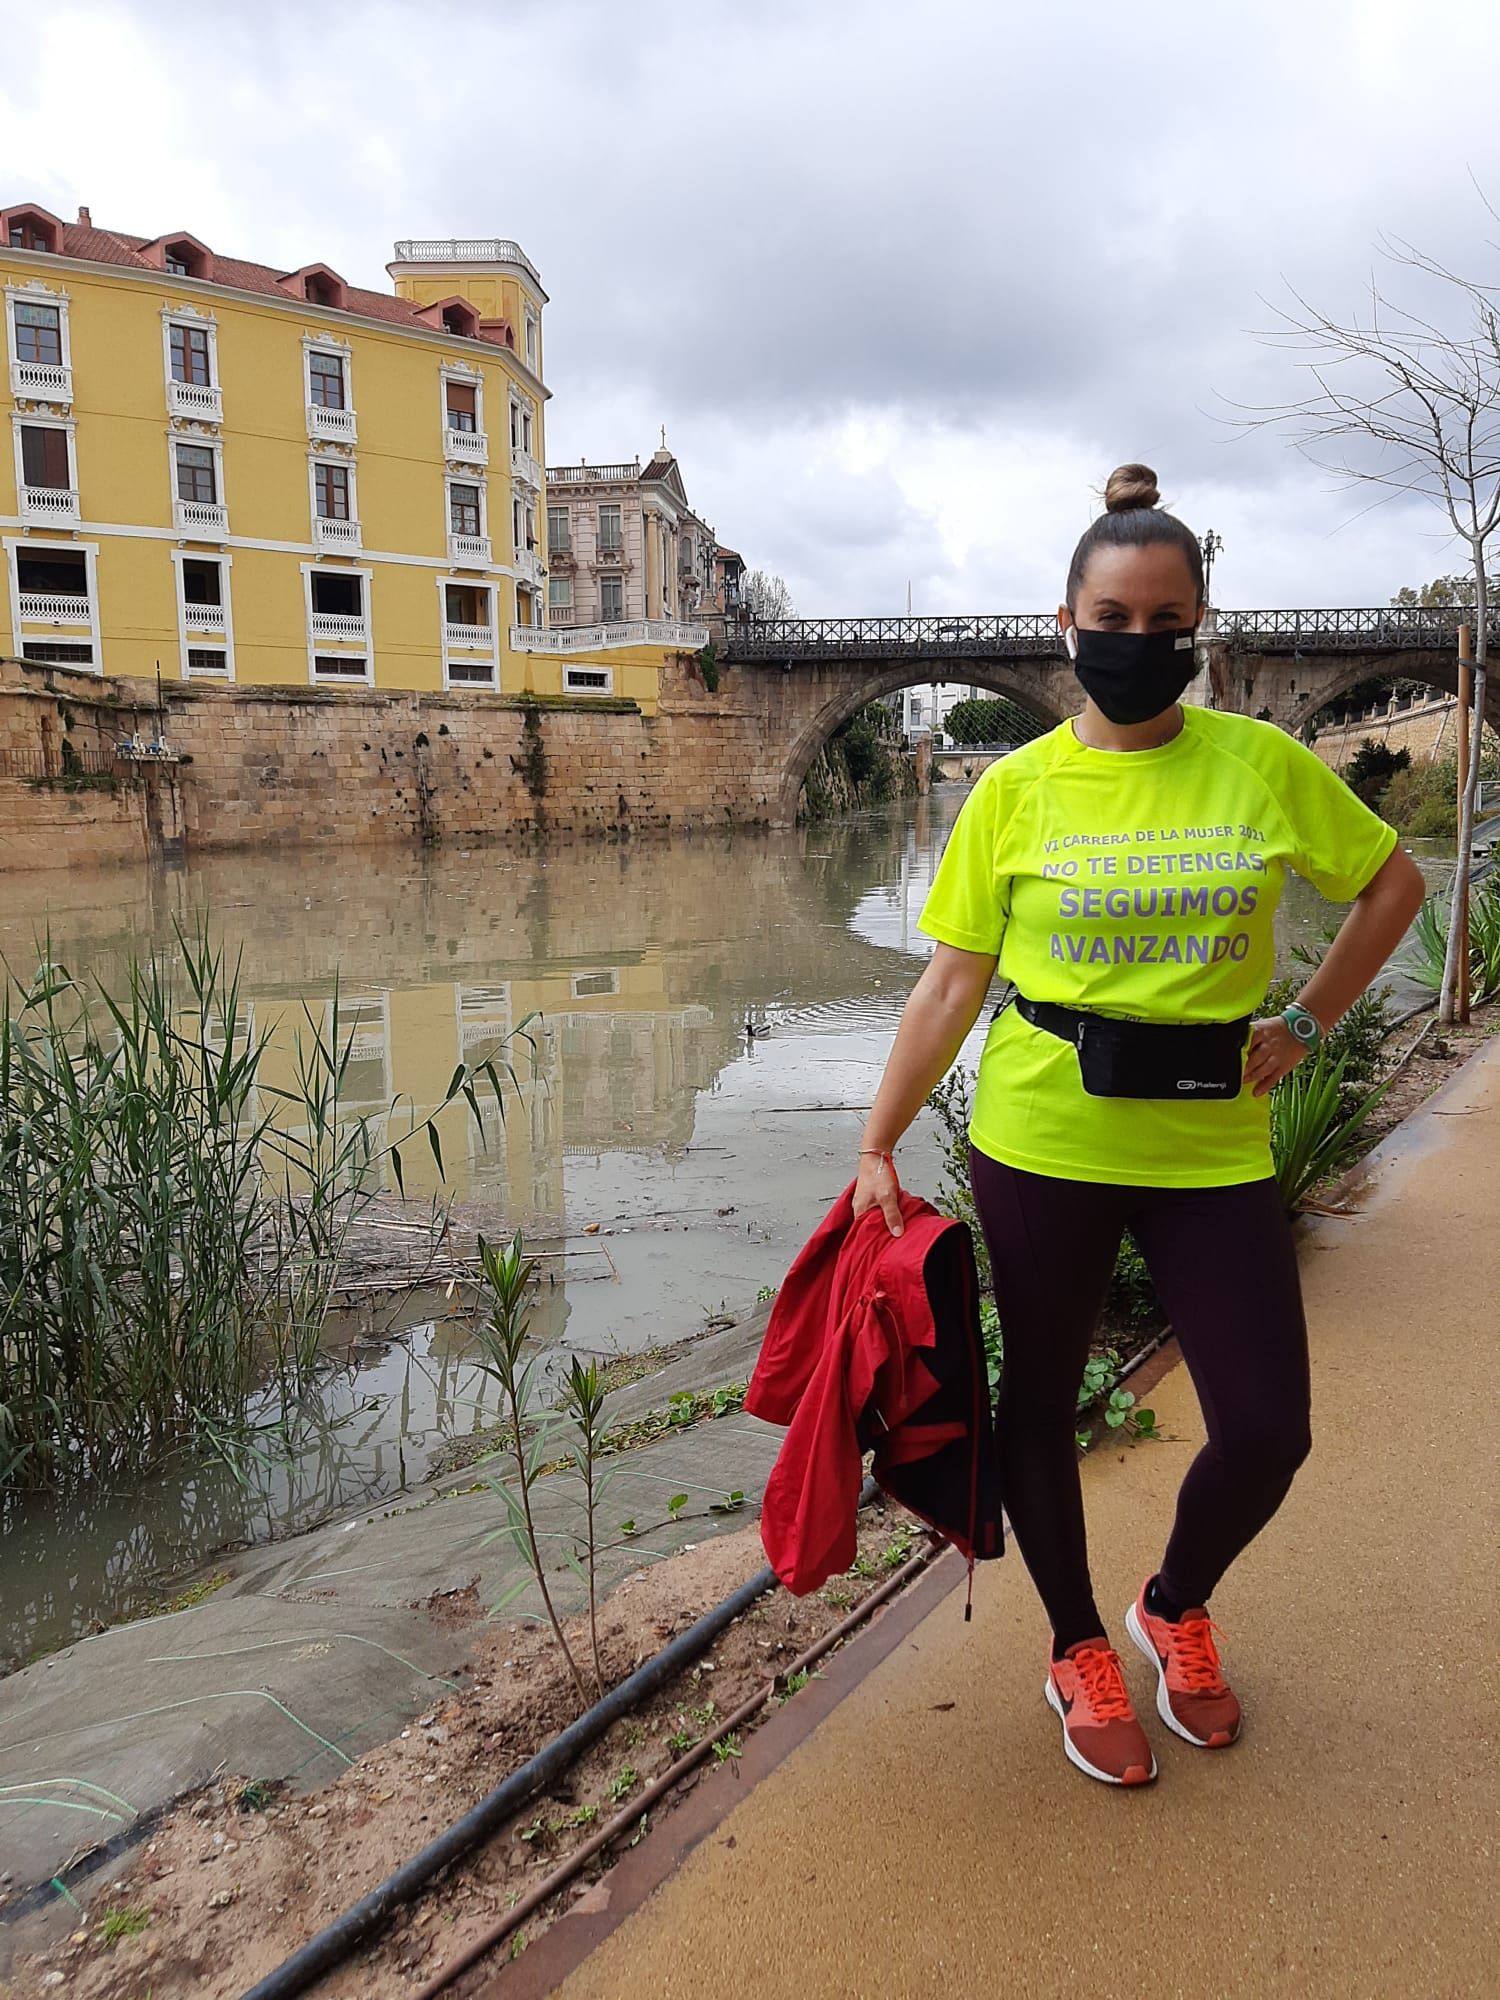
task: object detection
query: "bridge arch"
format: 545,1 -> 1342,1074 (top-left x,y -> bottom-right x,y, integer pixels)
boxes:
776,658 -> 1073,824
1271,650 -> 1500,738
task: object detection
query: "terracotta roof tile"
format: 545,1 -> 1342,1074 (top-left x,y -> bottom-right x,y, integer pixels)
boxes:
44,218 -> 513,346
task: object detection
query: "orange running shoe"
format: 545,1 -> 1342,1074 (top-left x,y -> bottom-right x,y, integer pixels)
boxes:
1125,1581 -> 1242,1748
1044,1640 -> 1157,1786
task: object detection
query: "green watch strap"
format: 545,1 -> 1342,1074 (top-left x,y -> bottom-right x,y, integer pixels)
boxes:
1282,1002 -> 1323,1049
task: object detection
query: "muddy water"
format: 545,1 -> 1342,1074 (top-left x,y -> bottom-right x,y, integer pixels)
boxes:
0,792 -> 1453,1666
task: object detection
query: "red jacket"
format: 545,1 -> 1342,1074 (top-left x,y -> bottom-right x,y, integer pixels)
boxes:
746,1183 -> 1002,1605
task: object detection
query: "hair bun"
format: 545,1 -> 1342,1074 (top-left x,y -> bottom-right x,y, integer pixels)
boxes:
1104,463 -> 1161,513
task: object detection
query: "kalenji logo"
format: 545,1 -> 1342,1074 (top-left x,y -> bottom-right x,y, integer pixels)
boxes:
1176,1078 -> 1223,1093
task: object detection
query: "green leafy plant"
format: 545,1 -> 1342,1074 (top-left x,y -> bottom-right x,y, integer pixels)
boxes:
559,1354 -> 610,1697
667,1493 -> 689,1518
756,1284 -> 779,1303
1269,1047 -> 1395,1211
475,1232 -> 589,1707
710,1489 -> 746,1514
711,1733 -> 742,1763
697,639 -> 720,693
608,1764 -> 640,1802
666,1727 -> 697,1754
1401,884 -> 1500,1003
99,1907 -> 150,1946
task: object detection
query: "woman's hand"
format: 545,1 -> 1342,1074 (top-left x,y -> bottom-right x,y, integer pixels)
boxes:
1243,1016 -> 1313,1100
852,1150 -> 904,1235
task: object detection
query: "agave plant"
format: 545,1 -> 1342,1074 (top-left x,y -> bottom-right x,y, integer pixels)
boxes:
1270,1047 -> 1395,1212
1402,882 -> 1500,1002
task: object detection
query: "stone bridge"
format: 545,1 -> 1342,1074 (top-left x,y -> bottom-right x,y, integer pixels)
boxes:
717,607 -> 1500,822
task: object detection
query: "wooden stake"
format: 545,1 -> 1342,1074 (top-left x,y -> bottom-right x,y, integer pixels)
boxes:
1457,624 -> 1473,1026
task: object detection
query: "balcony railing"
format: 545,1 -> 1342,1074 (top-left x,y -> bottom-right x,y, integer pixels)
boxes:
183,600 -> 226,630
19,591 -> 92,626
449,532 -> 492,567
510,445 -> 542,490
392,238 -> 544,289
174,498 -> 229,537
445,426 -> 488,465
445,621 -> 494,651
510,618 -> 707,654
548,463 -> 638,485
168,379 -> 223,422
307,402 -> 357,443
20,484 -> 81,525
314,515 -> 362,552
11,359 -> 72,403
310,612 -> 369,642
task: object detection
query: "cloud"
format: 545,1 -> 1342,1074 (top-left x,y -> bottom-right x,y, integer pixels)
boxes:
3,0 -> 1497,611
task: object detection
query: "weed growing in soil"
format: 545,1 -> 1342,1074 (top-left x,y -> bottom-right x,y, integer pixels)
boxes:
99,1907 -> 149,1946
475,1232 -> 590,1706
712,1733 -> 742,1763
608,1765 -> 641,1802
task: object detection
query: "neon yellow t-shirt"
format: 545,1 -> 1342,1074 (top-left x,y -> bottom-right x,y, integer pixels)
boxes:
917,708 -> 1399,1188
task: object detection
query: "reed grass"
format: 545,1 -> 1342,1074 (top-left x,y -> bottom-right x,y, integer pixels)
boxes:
0,924 -> 514,1490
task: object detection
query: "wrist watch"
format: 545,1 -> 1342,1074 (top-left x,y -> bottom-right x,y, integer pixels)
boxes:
1282,1001 -> 1324,1051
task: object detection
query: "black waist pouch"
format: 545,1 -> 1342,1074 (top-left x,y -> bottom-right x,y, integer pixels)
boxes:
1014,995 -> 1251,1102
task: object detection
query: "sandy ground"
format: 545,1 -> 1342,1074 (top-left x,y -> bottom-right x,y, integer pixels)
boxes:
1,1503 -> 931,1998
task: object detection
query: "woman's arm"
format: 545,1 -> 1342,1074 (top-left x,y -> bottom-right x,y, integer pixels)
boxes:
856,941 -> 998,1232
1243,845 -> 1428,1098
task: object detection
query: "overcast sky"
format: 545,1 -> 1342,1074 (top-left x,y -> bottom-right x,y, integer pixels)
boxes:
5,0 -> 1499,613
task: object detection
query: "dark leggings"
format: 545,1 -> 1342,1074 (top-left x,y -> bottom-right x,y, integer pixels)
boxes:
968,1147 -> 1311,1648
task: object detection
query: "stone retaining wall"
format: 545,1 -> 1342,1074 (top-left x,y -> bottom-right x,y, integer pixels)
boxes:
0,655 -> 784,869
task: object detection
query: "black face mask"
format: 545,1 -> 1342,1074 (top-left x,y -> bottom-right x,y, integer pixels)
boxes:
1067,625 -> 1198,726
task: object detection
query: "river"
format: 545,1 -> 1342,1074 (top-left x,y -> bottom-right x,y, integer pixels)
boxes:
0,787 -> 1454,1668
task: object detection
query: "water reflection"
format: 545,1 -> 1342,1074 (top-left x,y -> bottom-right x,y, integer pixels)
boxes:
0,790 -> 1453,1666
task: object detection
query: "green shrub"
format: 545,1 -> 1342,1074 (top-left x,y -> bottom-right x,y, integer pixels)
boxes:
1343,739 -> 1410,808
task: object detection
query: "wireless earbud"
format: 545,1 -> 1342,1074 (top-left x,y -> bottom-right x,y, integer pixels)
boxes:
1064,626 -> 1078,661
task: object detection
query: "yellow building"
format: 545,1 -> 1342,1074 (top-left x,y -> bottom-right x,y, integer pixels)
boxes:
1,203 -> 703,706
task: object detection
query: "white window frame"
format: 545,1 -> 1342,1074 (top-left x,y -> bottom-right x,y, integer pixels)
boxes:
599,573 -> 625,623
598,502 -> 623,556
5,280 -> 72,405
440,362 -> 486,460
437,574 -> 500,691
564,664 -> 615,697
303,333 -> 357,442
524,307 -> 538,370
169,432 -> 229,538
301,559 -> 374,686
308,452 -> 361,550
171,548 -> 235,681
12,412 -> 79,523
445,472 -> 488,542
548,575 -> 573,614
5,535 -> 102,674
161,303 -> 222,422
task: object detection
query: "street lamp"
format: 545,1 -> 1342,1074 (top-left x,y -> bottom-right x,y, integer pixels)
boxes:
1200,529 -> 1224,607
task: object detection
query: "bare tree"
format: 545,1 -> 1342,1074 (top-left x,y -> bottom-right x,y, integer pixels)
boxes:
742,569 -> 796,621
1235,216 -> 1500,1024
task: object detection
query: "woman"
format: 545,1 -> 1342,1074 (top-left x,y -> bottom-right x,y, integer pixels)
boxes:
854,464 -> 1425,1787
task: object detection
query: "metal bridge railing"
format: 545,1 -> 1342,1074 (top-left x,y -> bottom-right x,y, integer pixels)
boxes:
723,606 -> 1500,661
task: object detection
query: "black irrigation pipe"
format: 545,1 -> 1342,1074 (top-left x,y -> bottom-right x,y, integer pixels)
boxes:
240,1475 -> 882,2000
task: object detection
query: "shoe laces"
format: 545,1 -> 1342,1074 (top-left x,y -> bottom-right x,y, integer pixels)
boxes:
1166,1613 -> 1229,1694
1069,1644 -> 1133,1722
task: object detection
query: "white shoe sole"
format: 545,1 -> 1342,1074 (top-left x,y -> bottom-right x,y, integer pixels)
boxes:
1044,1675 -> 1157,1786
1124,1599 -> 1239,1748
